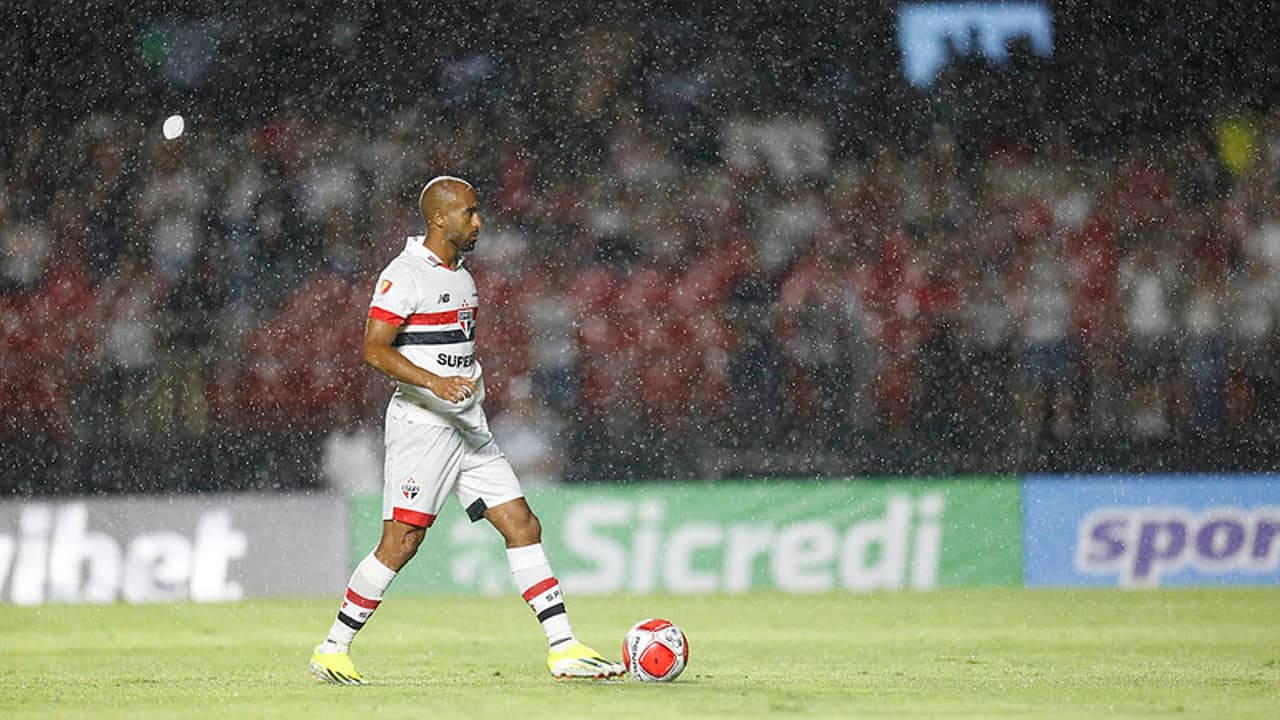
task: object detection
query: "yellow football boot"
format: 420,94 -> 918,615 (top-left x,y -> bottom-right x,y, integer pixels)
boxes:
547,642 -> 625,680
309,644 -> 365,685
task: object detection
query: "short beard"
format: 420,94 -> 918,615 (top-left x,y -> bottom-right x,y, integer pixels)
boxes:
452,230 -> 477,252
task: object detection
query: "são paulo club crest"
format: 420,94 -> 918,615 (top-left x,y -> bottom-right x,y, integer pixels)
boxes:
401,478 -> 420,500
457,308 -> 475,339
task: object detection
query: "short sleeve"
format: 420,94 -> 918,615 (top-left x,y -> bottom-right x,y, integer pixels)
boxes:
369,263 -> 415,325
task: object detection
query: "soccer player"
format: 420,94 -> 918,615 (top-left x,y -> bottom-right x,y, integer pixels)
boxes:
309,176 -> 624,684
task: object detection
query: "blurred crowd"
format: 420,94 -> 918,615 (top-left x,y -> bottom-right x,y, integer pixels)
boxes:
4,11 -> 1280,492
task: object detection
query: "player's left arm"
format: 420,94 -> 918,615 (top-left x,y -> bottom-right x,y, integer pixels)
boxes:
362,318 -> 476,402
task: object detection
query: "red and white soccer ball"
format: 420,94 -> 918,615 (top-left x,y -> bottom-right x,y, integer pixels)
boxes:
622,618 -> 688,682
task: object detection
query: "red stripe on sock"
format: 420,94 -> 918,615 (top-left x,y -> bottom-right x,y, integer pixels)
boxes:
392,507 -> 436,528
345,588 -> 380,610
521,577 -> 559,602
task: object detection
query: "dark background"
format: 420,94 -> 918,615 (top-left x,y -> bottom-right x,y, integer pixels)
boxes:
7,1 -> 1277,140
3,0 -> 1280,494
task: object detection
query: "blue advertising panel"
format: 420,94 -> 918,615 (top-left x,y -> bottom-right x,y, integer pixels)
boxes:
1023,475 -> 1280,587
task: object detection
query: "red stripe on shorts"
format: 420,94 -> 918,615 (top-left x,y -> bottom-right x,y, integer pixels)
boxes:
521,577 -> 559,602
392,507 -> 436,528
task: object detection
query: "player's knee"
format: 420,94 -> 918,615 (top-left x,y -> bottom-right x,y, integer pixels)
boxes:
379,540 -> 419,569
375,525 -> 426,570
501,510 -> 541,546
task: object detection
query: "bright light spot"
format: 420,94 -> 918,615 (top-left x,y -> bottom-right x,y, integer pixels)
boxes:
162,115 -> 185,140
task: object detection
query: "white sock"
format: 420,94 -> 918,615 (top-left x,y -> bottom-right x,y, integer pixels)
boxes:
321,553 -> 397,652
507,543 -> 576,648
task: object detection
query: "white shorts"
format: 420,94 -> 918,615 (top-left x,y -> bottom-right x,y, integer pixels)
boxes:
382,400 -> 523,528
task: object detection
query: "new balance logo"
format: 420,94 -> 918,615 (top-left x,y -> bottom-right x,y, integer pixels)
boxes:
439,293 -> 450,303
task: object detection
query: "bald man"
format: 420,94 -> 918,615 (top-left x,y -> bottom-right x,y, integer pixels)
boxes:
309,177 -> 624,683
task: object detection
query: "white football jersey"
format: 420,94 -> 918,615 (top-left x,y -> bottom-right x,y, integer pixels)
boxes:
369,236 -> 486,428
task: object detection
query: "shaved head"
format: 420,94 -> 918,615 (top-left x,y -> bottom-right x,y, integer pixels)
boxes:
418,175 -> 482,264
419,176 -> 474,224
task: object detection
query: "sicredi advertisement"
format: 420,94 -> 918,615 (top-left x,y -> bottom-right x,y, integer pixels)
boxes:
352,478 -> 1023,596
1023,475 -> 1280,588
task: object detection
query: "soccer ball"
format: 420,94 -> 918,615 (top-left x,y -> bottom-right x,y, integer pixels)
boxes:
622,618 -> 688,682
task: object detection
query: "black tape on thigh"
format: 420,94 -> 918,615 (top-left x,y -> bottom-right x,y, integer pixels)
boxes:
466,498 -> 488,522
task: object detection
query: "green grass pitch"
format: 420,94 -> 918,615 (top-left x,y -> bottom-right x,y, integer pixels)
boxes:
3,589 -> 1277,719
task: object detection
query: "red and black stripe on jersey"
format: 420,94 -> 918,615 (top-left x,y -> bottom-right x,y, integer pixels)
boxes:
370,307 -> 478,345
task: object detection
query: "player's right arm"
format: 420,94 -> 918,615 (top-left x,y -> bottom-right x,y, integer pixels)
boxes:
363,318 -> 477,404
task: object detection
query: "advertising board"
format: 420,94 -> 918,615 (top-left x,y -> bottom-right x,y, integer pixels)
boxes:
0,493 -> 348,604
352,479 -> 1022,596
1023,475 -> 1280,587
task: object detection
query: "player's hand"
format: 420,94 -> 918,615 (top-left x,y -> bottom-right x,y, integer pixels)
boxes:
429,375 -> 478,403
